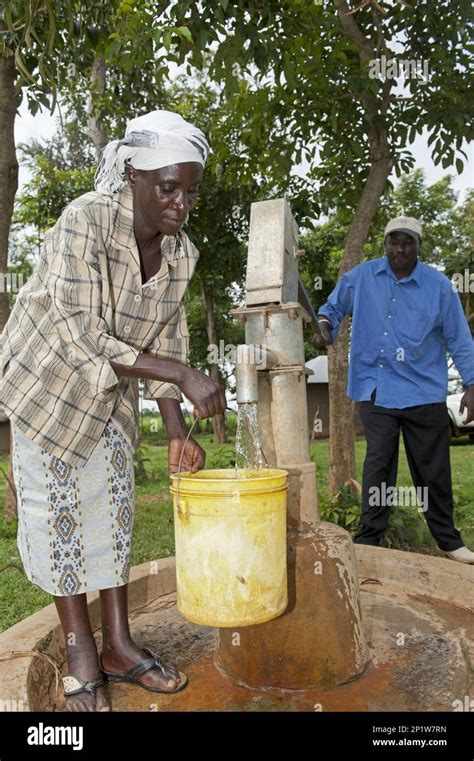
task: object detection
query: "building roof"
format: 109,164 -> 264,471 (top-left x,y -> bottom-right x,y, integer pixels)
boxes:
305,355 -> 328,384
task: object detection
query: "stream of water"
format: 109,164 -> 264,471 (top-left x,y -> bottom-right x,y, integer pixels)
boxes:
235,402 -> 264,477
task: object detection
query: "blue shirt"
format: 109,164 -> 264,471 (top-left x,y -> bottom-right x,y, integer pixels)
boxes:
318,257 -> 474,408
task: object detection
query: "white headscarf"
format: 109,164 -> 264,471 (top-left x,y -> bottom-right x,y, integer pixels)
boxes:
94,109 -> 211,193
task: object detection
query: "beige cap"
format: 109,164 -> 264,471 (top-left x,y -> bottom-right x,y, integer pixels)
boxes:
384,216 -> 422,243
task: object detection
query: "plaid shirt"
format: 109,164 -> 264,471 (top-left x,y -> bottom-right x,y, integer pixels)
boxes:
0,184 -> 199,468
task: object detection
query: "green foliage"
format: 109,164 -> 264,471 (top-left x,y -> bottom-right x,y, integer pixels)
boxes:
319,487 -> 429,550
1,0 -> 195,136
319,492 -> 361,533
6,0 -> 473,243
133,443 -> 153,484
383,505 -> 427,550
206,446 -> 236,469
13,155 -> 94,232
225,412 -> 237,436
164,0 -> 473,217
8,124 -> 96,310
59,2 -> 201,145
452,489 -> 474,532
0,0 -> 74,110
12,113 -> 96,238
5,231 -> 35,308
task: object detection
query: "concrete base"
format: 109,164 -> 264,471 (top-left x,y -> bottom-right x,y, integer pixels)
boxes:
0,546 -> 473,712
216,522 -> 370,689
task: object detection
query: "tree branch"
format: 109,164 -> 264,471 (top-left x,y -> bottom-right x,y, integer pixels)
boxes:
370,5 -> 389,57
333,0 -> 376,62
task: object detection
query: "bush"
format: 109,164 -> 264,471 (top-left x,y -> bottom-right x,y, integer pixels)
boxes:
318,482 -> 361,532
383,505 -> 428,549
319,481 -> 430,550
133,443 -> 154,483
206,447 -> 236,469
452,490 -> 474,531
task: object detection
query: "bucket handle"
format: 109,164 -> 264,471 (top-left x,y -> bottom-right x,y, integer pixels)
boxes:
174,413 -> 201,513
174,407 -> 269,509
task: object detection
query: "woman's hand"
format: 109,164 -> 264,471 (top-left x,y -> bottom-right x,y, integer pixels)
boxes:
178,367 -> 227,419
168,436 -> 206,476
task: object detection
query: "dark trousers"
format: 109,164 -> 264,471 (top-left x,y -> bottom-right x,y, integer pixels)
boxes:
353,390 -> 464,551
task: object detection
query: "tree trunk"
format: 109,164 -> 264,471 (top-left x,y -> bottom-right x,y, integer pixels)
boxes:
86,57 -> 108,158
328,152 -> 395,496
202,284 -> 227,443
0,50 -> 19,518
326,0 -> 398,494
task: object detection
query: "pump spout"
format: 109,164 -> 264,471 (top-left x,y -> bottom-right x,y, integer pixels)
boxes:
235,344 -> 278,404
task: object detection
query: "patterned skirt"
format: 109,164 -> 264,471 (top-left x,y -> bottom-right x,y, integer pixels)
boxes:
11,419 -> 135,596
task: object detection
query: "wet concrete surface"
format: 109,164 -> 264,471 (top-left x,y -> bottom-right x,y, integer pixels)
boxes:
54,583 -> 473,712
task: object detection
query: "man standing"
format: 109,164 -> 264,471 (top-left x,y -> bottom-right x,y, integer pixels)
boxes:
314,216 -> 474,563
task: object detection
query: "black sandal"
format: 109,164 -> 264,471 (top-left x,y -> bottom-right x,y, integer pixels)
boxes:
62,673 -> 106,704
99,647 -> 188,694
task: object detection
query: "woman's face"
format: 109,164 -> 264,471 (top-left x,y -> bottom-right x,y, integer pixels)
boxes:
125,161 -> 203,235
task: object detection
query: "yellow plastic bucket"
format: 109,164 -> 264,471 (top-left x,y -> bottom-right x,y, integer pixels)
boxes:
170,468 -> 288,627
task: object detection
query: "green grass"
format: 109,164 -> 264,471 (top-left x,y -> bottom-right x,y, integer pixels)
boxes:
0,431 -> 473,632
